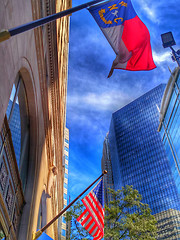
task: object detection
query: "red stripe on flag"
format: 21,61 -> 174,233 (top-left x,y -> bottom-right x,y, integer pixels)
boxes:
121,16 -> 156,71
93,229 -> 100,238
85,218 -> 94,231
94,231 -> 103,240
93,229 -> 104,240
89,192 -> 104,218
83,196 -> 104,228
81,213 -> 91,226
76,208 -> 88,222
89,222 -> 97,235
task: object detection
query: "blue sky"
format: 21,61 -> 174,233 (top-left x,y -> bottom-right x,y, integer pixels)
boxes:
66,0 -> 180,200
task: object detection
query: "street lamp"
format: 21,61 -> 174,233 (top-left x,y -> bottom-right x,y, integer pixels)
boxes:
161,31 -> 180,67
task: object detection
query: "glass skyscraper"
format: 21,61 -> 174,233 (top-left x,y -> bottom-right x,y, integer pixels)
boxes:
105,84 -> 180,239
58,127 -> 69,240
101,133 -> 114,205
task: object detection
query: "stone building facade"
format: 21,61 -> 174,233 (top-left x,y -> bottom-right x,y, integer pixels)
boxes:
0,0 -> 71,239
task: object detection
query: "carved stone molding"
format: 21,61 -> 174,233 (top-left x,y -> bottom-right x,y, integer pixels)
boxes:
0,116 -> 24,238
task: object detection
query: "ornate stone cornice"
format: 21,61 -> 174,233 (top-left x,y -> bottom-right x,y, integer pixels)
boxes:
30,0 -> 71,239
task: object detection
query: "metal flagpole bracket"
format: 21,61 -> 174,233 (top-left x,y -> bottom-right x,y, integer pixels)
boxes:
0,0 -> 105,43
103,170 -> 107,175
0,30 -> 11,43
32,230 -> 43,240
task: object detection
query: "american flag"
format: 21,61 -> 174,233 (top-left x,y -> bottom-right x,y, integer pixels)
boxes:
77,179 -> 104,240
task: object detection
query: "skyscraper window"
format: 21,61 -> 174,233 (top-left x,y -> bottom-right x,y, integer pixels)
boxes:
158,68 -> 180,196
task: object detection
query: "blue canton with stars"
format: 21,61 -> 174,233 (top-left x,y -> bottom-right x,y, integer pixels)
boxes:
93,179 -> 104,207
89,0 -> 136,28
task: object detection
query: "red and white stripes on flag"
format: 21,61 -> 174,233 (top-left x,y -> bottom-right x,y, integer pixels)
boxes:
77,179 -> 104,240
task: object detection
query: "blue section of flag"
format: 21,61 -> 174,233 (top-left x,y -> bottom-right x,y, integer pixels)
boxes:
37,233 -> 53,240
89,0 -> 136,28
93,179 -> 104,207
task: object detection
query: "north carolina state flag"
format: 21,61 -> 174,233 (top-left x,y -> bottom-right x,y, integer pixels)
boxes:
88,0 -> 156,77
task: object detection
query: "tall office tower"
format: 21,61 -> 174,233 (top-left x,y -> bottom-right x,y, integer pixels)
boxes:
59,127 -> 69,240
101,133 -> 114,205
105,84 -> 180,239
158,68 -> 180,195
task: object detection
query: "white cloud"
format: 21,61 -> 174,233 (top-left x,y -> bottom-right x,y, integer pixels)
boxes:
135,0 -> 159,23
68,91 -> 132,112
153,51 -> 171,64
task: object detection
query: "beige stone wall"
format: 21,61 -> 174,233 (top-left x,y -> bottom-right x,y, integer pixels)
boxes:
0,0 -> 40,130
0,0 -> 71,239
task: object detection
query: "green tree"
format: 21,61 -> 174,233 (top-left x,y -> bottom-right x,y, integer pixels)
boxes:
65,200 -> 92,240
0,230 -> 5,240
104,185 -> 157,240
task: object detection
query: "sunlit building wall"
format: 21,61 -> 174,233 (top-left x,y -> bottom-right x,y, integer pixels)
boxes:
0,0 -> 71,238
105,84 -> 180,239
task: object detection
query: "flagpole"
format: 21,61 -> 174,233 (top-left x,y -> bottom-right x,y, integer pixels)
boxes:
32,170 -> 107,240
0,0 -> 105,43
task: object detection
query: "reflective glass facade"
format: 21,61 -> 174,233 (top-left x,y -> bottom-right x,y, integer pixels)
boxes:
159,69 -> 180,196
59,127 -> 69,240
108,84 -> 180,239
101,134 -> 114,205
6,100 -> 21,167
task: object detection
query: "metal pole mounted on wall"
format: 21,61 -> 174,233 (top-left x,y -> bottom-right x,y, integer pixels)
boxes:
0,0 -> 105,43
32,170 -> 107,240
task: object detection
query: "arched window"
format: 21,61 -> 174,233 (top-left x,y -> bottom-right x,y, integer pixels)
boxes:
6,77 -> 30,192
0,75 -> 30,238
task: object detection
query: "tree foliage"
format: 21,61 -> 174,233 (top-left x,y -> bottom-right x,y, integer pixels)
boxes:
104,185 -> 157,240
0,230 -> 5,240
66,186 -> 157,240
65,200 -> 92,240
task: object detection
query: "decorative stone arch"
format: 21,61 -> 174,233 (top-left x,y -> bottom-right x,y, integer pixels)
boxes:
16,58 -> 40,240
0,54 -> 41,240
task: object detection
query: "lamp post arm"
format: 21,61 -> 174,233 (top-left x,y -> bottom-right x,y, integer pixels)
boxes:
170,46 -> 180,67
